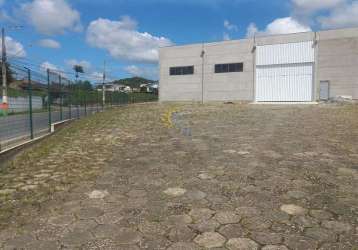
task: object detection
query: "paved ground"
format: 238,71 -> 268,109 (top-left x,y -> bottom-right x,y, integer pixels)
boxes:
0,103 -> 357,249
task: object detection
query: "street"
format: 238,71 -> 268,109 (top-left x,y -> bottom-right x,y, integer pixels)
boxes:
0,105 -> 101,150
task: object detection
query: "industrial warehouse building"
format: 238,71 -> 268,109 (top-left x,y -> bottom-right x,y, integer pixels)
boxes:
159,27 -> 358,102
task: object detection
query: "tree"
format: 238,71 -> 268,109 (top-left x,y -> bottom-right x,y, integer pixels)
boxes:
75,80 -> 93,91
73,65 -> 84,79
0,62 -> 14,86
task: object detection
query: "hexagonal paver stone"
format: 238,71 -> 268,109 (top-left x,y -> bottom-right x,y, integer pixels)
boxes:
319,242 -> 353,250
218,224 -> 247,239
67,219 -> 98,233
167,215 -> 193,225
280,204 -> 307,216
214,211 -> 241,225
138,221 -> 167,235
241,216 -> 272,231
194,232 -> 226,248
337,167 -> 357,176
186,190 -> 207,200
292,216 -> 319,228
223,149 -> 237,154
189,208 -> 216,222
4,234 -> 35,249
164,188 -> 187,197
321,220 -> 352,233
91,224 -> 122,239
114,228 -> 142,245
235,207 -> 261,218
304,228 -> 337,243
139,235 -> 171,249
198,173 -> 214,180
309,210 -> 333,220
284,235 -> 318,250
263,150 -> 282,159
61,230 -> 93,246
262,245 -> 288,250
95,211 -> 124,225
168,242 -> 200,250
88,190 -> 109,199
226,238 -> 259,250
237,151 -> 250,155
48,215 -> 75,227
26,240 -> 59,250
286,190 -> 307,199
75,207 -> 104,219
250,232 -> 282,245
127,189 -> 147,198
116,245 -> 140,250
168,226 -> 196,242
190,219 -> 221,233
83,238 -> 118,250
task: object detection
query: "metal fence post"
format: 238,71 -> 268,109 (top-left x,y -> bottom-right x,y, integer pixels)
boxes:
84,91 -> 87,116
68,81 -> 72,120
96,91 -> 99,112
47,69 -> 52,133
59,75 -> 63,121
77,88 -> 80,119
27,68 -> 34,140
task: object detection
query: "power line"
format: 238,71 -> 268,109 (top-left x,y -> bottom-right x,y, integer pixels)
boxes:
8,59 -> 107,82
8,57 -> 119,82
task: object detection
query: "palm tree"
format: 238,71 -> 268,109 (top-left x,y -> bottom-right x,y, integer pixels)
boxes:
73,65 -> 84,80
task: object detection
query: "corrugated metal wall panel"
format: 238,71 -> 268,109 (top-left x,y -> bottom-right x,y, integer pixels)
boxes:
256,63 -> 313,102
256,41 -> 314,66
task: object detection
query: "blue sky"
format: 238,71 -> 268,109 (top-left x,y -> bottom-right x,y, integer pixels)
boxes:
0,0 -> 357,82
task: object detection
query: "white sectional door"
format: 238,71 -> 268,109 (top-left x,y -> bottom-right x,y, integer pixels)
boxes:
255,41 -> 315,102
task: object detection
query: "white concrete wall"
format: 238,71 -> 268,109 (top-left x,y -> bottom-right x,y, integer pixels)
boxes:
317,28 -> 358,99
159,27 -> 358,102
159,40 -> 254,102
203,40 -> 254,101
159,44 -> 203,102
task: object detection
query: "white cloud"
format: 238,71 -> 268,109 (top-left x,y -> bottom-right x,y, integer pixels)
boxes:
90,71 -> 103,80
40,61 -> 58,71
246,23 -> 259,38
1,36 -> 26,58
318,1 -> 358,28
38,39 -> 61,49
65,59 -> 91,71
86,16 -> 173,63
246,17 -> 311,37
40,61 -> 68,77
124,65 -> 158,79
21,0 -> 82,35
224,20 -> 238,31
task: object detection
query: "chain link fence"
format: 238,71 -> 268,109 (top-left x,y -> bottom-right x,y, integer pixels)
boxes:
0,64 -> 158,152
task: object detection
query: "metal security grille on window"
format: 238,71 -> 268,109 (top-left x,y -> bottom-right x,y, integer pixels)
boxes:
215,63 -> 243,73
169,66 -> 194,75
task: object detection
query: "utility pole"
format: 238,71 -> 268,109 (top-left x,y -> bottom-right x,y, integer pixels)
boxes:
102,60 -> 106,107
1,28 -> 7,105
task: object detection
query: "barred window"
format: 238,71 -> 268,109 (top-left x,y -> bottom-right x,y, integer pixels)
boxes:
169,66 -> 194,75
215,63 -> 243,73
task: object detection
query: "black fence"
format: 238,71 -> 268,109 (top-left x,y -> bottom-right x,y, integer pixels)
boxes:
0,64 -> 158,152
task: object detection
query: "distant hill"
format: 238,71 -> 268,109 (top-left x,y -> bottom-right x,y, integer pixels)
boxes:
112,77 -> 156,89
